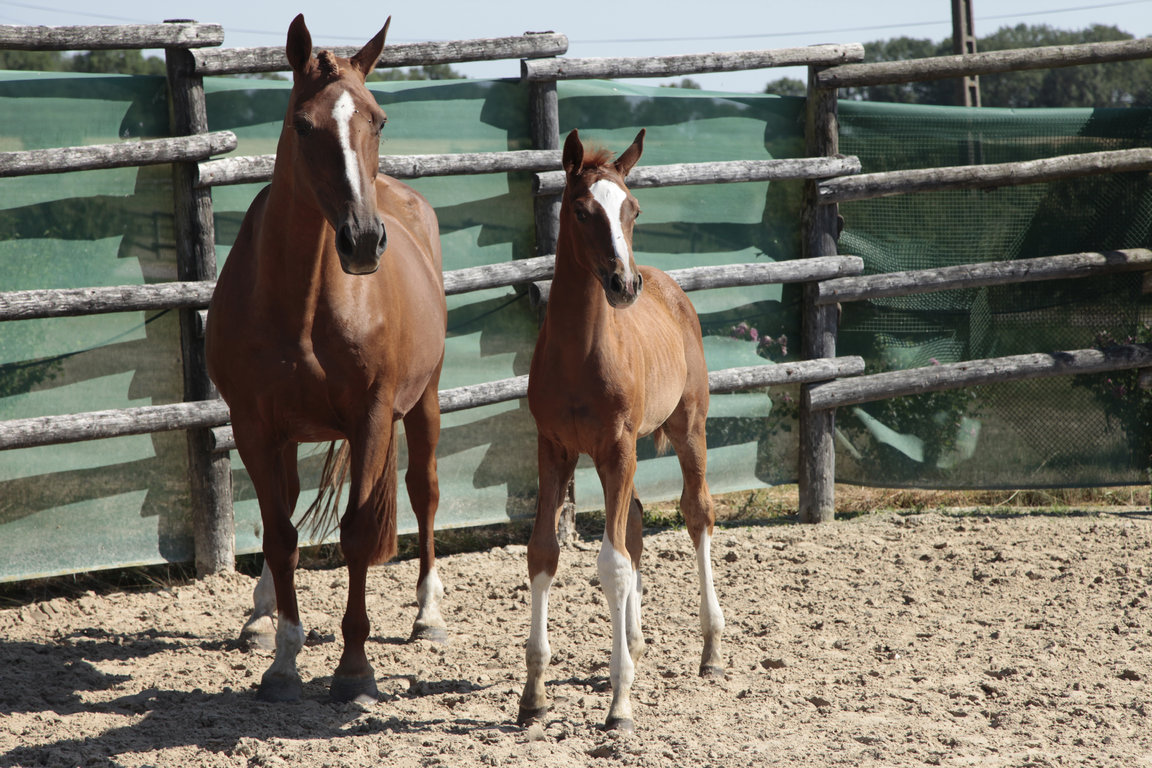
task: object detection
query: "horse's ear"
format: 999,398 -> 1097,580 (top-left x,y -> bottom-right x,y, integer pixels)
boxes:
351,16 -> 390,79
614,129 -> 645,177
562,129 -> 584,177
286,14 -> 313,74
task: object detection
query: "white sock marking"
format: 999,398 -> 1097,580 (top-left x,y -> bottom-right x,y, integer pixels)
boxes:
696,531 -> 725,639
589,179 -> 634,284
526,572 -> 553,669
332,90 -> 362,205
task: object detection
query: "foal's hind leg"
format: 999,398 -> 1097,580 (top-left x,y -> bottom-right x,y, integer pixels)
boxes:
665,410 -> 725,678
404,368 -> 447,643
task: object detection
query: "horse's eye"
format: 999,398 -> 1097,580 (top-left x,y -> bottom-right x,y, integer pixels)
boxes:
293,117 -> 313,138
575,209 -> 588,222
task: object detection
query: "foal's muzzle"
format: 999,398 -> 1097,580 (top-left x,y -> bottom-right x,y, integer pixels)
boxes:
603,270 -> 643,308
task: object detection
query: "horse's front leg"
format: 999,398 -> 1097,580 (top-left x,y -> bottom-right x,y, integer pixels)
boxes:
330,419 -> 399,703
404,365 -> 447,643
518,435 -> 578,725
239,561 -> 277,651
595,440 -> 644,732
234,432 -> 305,701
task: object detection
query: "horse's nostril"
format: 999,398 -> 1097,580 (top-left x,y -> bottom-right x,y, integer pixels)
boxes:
336,225 -> 355,258
376,224 -> 387,257
634,273 -> 643,293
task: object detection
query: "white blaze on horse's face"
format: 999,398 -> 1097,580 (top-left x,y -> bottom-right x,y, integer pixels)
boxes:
590,179 -> 635,286
332,89 -> 363,205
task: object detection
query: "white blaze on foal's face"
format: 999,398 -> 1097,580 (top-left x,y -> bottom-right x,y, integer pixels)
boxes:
589,179 -> 635,285
331,89 -> 362,205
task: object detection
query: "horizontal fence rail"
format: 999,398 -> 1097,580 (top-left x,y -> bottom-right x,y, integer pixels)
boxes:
521,43 -> 866,81
816,248 -> 1152,305
534,156 -> 861,196
0,22 -> 224,50
807,344 -> 1152,411
0,281 -> 216,321
0,400 -> 232,451
191,32 -> 569,76
817,148 -> 1152,204
197,149 -> 564,188
0,131 -> 237,178
817,36 -> 1152,88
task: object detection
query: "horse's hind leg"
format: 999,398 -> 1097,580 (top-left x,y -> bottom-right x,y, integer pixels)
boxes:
665,408 -> 725,678
404,368 -> 447,644
518,435 -> 577,725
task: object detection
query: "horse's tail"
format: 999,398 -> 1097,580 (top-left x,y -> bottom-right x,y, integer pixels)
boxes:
652,426 -> 672,457
367,432 -> 400,565
299,437 -> 399,565
299,440 -> 350,545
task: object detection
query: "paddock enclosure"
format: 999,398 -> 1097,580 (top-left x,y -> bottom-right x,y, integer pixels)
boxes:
1,23 -> 1152,582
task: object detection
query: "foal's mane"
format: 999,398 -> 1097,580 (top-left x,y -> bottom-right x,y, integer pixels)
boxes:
316,49 -> 342,78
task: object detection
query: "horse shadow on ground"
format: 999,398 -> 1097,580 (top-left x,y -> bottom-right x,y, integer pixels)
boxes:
0,629 -> 518,767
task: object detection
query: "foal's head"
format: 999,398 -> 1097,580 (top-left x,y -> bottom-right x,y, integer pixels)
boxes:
282,14 -> 390,275
561,129 -> 646,308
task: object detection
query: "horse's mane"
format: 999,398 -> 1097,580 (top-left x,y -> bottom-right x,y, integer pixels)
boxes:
316,50 -> 342,78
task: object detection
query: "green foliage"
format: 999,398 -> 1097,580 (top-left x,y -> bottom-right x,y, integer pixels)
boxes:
368,63 -> 466,81
0,50 -> 68,71
660,78 -> 702,90
763,77 -> 806,97
0,48 -> 167,75
841,36 -> 953,104
1072,322 -> 1152,469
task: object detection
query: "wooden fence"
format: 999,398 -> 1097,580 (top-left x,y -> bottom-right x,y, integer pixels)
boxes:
2,22 -> 1151,578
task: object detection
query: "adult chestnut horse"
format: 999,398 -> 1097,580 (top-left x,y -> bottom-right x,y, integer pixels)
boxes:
519,129 -> 725,731
205,14 -> 447,703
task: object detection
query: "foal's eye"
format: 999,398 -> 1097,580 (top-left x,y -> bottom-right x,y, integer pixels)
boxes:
293,117 -> 313,138
575,209 -> 588,222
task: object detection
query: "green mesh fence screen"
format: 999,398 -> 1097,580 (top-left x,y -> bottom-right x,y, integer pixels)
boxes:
0,69 -> 1149,581
834,100 -> 1152,489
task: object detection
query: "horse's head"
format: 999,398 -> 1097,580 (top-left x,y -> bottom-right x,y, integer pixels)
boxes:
282,14 -> 390,275
561,128 -> 646,308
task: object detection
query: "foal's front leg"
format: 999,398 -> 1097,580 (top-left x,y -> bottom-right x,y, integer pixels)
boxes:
519,436 -> 577,724
405,371 -> 448,644
596,443 -> 644,732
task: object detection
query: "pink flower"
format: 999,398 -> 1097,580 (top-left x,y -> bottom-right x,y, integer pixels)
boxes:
929,358 -> 940,366
749,328 -> 759,342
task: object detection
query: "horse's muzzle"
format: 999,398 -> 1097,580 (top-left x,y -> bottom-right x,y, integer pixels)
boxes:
603,270 -> 643,308
336,216 -> 387,275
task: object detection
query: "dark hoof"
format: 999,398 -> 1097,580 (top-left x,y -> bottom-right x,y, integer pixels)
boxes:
410,624 -> 449,645
330,672 -> 379,704
604,716 -> 635,733
257,672 -> 303,702
699,664 -> 725,679
517,705 -> 548,726
241,629 -> 276,652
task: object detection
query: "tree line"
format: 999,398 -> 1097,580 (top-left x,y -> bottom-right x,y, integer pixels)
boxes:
762,23 -> 1152,107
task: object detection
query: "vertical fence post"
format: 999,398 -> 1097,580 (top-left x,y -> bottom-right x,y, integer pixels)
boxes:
164,25 -> 235,575
798,66 -> 841,523
526,66 -> 579,544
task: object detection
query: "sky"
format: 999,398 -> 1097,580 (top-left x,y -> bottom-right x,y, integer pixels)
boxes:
1,0 -> 1151,92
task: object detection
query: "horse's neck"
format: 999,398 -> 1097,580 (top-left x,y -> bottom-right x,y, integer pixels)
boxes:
254,174 -> 337,303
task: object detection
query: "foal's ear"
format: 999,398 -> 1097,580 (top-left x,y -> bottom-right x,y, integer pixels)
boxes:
562,129 -> 585,177
286,14 -> 313,74
352,17 -> 390,79
614,129 -> 645,177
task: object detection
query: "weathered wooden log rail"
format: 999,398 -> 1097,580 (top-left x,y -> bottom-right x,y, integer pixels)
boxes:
807,345 -> 1152,411
818,148 -> 1152,204
816,36 -> 1152,88
521,43 -> 866,81
0,132 -> 237,178
0,22 -> 223,49
816,249 -> 1152,305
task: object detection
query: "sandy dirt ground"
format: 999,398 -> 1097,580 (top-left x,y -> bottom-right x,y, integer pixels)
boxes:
3,507 -> 1152,767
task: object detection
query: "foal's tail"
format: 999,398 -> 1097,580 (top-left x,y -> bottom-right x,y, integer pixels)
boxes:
652,426 -> 671,456
298,437 -> 399,566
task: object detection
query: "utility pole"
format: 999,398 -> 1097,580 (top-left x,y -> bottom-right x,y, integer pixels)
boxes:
952,0 -> 982,106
